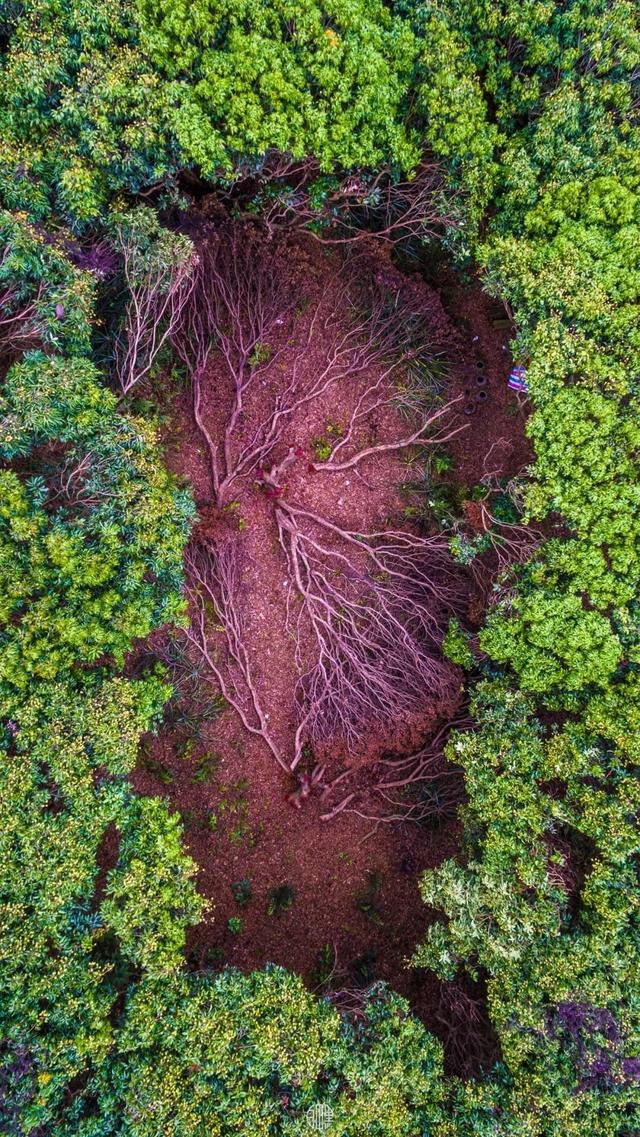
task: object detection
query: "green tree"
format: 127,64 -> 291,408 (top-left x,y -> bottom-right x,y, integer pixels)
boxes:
0,352 -> 193,692
138,0 -> 419,176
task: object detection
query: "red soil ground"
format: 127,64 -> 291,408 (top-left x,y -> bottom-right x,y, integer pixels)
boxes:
429,258 -> 532,488
131,226 -> 530,1048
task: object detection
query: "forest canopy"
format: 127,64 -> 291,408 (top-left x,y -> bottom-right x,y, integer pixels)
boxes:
0,2 -> 639,1136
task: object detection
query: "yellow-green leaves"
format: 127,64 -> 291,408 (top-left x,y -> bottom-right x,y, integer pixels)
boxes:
139,0 -> 419,176
0,353 -> 193,693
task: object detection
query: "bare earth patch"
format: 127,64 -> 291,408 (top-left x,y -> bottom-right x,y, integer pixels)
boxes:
131,223 -> 529,1040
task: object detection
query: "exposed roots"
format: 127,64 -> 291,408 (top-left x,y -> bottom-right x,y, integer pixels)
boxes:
183,537 -> 289,772
317,716 -> 469,826
275,502 -> 462,769
173,222 -> 463,505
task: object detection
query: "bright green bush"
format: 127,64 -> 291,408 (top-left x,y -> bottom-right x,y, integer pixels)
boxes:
0,352 -> 193,691
0,0 -> 179,223
481,591 -> 622,698
0,671 -> 203,1133
412,679 -> 640,1135
410,4 -> 640,1133
405,0 -> 498,243
139,0 -> 419,177
88,974 -> 447,1137
0,0 -> 422,225
102,798 -> 205,976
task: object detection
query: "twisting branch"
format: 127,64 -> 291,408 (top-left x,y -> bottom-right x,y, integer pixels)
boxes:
479,507 -> 541,577
321,718 -> 469,824
275,501 -> 461,769
0,290 -> 41,337
311,395 -> 466,473
326,981 -> 387,1021
455,486 -> 542,598
183,538 -> 288,771
436,979 -> 499,1078
173,224 -> 297,501
303,164 -> 455,246
46,451 -> 117,512
0,262 -> 45,354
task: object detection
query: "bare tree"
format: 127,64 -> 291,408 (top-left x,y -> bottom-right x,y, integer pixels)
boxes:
169,225 -> 467,779
175,225 -> 464,504
226,155 -> 455,245
436,981 -> 498,1078
173,224 -> 297,502
183,537 -> 288,772
0,248 -> 45,355
178,508 -> 462,779
310,392 -> 464,474
319,716 -> 469,824
454,477 -> 542,603
113,217 -> 197,394
275,501 -> 461,768
46,451 -> 117,513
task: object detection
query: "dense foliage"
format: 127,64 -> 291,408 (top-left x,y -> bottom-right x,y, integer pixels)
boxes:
410,2 -> 640,1133
0,1 -> 638,1135
0,351 -> 193,690
0,0 -> 419,223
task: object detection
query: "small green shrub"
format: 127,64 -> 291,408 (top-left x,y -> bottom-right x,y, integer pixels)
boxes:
191,752 -> 221,784
267,883 -> 295,917
231,879 -> 252,907
355,869 -> 384,927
